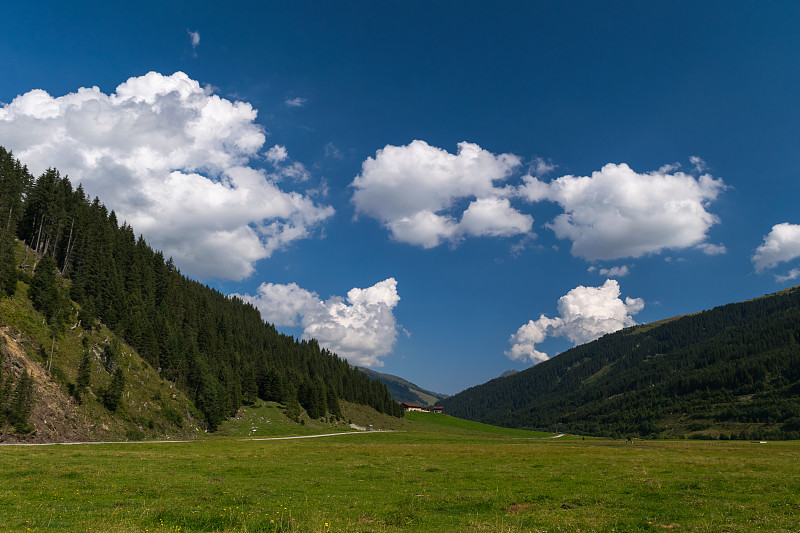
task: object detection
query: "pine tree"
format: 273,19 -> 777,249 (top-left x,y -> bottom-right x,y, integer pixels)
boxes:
101,367 -> 125,412
0,228 -> 18,297
0,348 -> 6,427
8,371 -> 35,433
77,350 -> 92,390
29,254 -> 65,324
326,387 -> 342,419
101,342 -> 119,373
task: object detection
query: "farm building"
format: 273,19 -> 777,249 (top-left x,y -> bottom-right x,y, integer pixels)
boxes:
397,402 -> 444,413
398,402 -> 424,412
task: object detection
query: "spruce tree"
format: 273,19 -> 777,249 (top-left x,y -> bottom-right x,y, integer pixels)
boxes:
29,254 -> 64,324
0,228 -> 18,297
101,367 -> 125,412
76,349 -> 92,395
0,349 -> 6,426
8,371 -> 34,433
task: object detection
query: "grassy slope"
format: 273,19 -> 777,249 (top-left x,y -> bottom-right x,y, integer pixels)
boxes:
0,241 -> 201,442
214,400 -> 415,438
1,415 -> 798,532
403,411 -> 557,439
215,401 -> 558,440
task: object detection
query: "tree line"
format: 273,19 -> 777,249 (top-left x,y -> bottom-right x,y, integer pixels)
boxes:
0,146 -> 402,430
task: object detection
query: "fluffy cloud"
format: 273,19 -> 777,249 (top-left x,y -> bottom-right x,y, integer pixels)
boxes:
752,223 -> 800,273
0,71 -> 333,280
351,140 -> 532,247
506,280 -> 643,364
518,163 -> 725,261
353,145 -> 725,260
266,144 -> 288,163
237,278 -> 401,367
239,282 -> 320,326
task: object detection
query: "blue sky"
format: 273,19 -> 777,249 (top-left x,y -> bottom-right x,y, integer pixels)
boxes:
2,1 -> 800,394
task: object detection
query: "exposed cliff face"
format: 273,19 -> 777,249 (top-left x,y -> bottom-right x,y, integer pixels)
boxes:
0,327 -> 94,443
0,316 -> 202,444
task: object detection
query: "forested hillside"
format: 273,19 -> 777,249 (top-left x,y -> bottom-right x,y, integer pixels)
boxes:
0,146 -> 401,435
442,286 -> 800,440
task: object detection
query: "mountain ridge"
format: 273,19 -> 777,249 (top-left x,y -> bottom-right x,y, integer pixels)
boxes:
357,367 -> 448,406
441,285 -> 800,440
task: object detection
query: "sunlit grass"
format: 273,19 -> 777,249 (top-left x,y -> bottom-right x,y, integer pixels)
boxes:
1,417 -> 799,532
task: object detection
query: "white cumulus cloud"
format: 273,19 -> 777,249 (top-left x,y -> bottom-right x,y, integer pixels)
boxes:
506,279 -> 643,364
518,162 -> 725,261
351,140 -> 532,248
0,71 -> 333,280
237,278 -> 402,367
752,223 -> 800,274
266,144 -> 289,163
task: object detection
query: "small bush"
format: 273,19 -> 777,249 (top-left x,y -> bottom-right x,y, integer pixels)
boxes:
16,270 -> 32,286
13,422 -> 36,435
162,407 -> 183,428
125,428 -> 145,441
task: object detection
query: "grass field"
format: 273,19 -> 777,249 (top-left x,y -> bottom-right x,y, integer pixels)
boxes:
1,411 -> 799,532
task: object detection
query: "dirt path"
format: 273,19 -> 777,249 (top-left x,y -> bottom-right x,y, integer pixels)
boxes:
510,433 -> 566,440
243,430 -> 396,442
0,430 -> 395,446
0,439 -> 193,446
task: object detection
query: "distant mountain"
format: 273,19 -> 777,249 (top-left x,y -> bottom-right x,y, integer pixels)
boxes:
499,370 -> 519,378
442,286 -> 800,440
358,367 -> 448,406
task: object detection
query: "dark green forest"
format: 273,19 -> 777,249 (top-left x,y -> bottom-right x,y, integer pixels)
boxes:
442,286 -> 800,440
0,146 -> 402,431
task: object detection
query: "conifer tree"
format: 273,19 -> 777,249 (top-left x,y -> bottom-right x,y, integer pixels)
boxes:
77,349 -> 92,391
326,387 -> 342,419
101,367 -> 125,412
29,255 -> 65,325
8,371 -> 34,433
0,349 -> 6,426
0,228 -> 18,297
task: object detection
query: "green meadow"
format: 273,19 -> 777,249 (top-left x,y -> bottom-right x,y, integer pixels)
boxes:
1,410 -> 799,532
